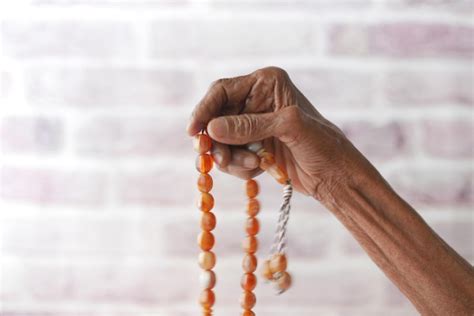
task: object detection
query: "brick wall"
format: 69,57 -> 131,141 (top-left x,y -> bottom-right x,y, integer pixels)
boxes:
0,1 -> 472,315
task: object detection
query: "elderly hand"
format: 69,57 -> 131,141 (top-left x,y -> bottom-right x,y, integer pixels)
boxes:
187,67 -> 474,315
187,67 -> 366,201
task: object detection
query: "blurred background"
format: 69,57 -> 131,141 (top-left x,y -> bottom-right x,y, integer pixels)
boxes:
0,0 -> 472,315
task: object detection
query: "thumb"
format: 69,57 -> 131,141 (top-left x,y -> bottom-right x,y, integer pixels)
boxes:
207,111 -> 279,145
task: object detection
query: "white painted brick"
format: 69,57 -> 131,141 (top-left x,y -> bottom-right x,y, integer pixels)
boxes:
1,218 -> 143,257
150,18 -> 318,59
289,68 -> 374,108
1,117 -> 63,154
24,67 -> 195,107
75,116 -> 191,157
389,168 -> 473,208
341,121 -> 412,161
1,71 -> 11,99
0,167 -> 107,206
330,23 -> 474,59
384,70 -> 473,106
1,21 -> 137,59
384,0 -> 474,13
421,119 -> 474,158
211,0 -> 371,9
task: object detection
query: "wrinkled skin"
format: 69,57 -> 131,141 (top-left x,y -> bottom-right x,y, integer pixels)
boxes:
187,66 -> 474,315
187,66 -> 362,201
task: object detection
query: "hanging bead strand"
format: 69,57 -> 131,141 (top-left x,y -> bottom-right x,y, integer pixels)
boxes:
246,142 -> 293,295
194,132 -> 216,316
240,179 -> 260,316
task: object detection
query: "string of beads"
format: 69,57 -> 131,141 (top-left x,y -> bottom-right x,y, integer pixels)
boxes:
194,133 -> 216,315
246,142 -> 292,294
240,179 -> 260,316
194,134 -> 293,315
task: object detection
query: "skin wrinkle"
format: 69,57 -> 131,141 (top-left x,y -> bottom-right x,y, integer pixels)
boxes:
243,74 -> 265,114
349,170 -> 474,313
348,185 -> 429,274
187,66 -> 474,315
217,82 -> 229,111
329,174 -> 473,314
283,115 -> 323,196
330,185 -> 437,315
241,114 -> 256,139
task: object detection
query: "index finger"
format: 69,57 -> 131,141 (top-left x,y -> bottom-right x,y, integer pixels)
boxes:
187,74 -> 256,136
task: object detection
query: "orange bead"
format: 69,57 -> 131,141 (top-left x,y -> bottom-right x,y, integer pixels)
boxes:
245,217 -> 260,236
269,253 -> 287,274
201,212 -> 216,231
198,192 -> 214,212
259,151 -> 275,171
242,253 -> 257,273
241,273 -> 257,291
246,179 -> 259,198
199,289 -> 215,309
240,290 -> 256,309
276,271 -> 292,292
266,164 -> 288,184
197,173 -> 213,193
262,259 -> 273,281
198,231 -> 215,251
241,311 -> 255,316
193,134 -> 212,154
242,236 -> 258,253
246,198 -> 260,216
196,154 -> 213,173
198,251 -> 216,270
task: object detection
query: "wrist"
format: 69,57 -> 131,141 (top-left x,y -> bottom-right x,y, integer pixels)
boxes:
315,141 -> 380,208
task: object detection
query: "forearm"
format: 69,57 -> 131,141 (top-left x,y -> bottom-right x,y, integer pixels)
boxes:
321,153 -> 474,315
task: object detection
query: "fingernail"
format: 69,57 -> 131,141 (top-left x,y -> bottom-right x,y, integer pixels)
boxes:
243,156 -> 258,168
213,152 -> 223,165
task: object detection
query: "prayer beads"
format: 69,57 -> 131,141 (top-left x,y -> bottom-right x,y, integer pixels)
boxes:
240,179 -> 260,315
194,133 -> 216,315
194,135 -> 294,316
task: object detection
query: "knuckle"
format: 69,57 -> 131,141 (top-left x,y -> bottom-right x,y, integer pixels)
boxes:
255,66 -> 289,81
206,79 -> 230,106
208,79 -> 222,93
211,78 -> 232,89
209,79 -> 222,90
278,106 -> 305,142
283,106 -> 303,125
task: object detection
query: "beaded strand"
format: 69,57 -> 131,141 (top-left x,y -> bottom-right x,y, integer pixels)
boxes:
194,133 -> 216,315
246,142 -> 293,294
193,134 -> 293,315
240,179 -> 260,316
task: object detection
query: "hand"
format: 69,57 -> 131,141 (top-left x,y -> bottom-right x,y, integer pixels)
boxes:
187,67 -> 366,201
188,67 -> 474,315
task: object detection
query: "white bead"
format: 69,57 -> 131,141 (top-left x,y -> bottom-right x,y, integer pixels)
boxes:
200,270 -> 216,289
247,141 -> 263,153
